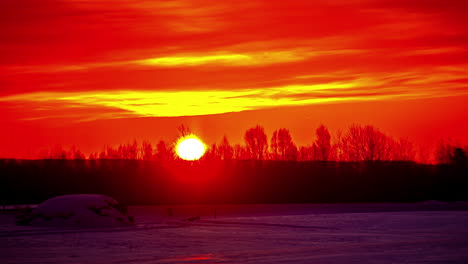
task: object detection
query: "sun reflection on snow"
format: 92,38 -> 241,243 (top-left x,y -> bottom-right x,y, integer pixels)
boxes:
163,253 -> 221,263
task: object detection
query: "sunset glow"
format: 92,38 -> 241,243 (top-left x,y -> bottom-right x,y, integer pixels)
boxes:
1,0 -> 468,159
176,136 -> 206,161
3,2 -> 468,262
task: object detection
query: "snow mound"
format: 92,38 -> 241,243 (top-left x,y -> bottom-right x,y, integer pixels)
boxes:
17,194 -> 134,228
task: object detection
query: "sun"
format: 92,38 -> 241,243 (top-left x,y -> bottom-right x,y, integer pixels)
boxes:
176,135 -> 206,160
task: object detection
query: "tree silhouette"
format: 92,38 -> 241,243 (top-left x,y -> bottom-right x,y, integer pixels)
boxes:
106,145 -> 120,159
244,125 -> 268,160
49,145 -> 69,159
70,146 -> 85,160
177,124 -> 191,137
333,130 -> 345,161
298,146 -> 314,161
88,153 -> 96,160
233,144 -> 249,160
271,128 -> 296,160
284,143 -> 298,161
270,130 -> 279,160
314,125 -> 331,161
452,147 -> 467,164
392,137 -> 415,161
117,144 -> 136,159
118,145 -> 125,159
123,140 -> 139,160
204,143 -> 219,161
219,136 -> 233,160
98,151 -> 107,159
142,141 -> 153,160
27,123 -> 436,163
338,124 -> 395,161
336,125 -> 364,161
156,140 -> 172,161
435,139 -> 455,164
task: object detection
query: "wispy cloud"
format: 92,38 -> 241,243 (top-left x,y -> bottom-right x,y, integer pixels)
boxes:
3,48 -> 352,74
135,50 -> 309,67
2,65 -> 467,121
1,0 -> 468,120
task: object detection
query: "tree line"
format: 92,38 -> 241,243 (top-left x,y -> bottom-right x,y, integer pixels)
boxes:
39,124 -> 467,165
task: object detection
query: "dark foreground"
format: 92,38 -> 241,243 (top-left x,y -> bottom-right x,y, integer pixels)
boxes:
2,159 -> 468,205
2,203 -> 468,263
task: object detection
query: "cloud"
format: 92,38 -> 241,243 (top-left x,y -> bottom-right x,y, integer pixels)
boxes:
1,0 -> 468,121
135,50 -> 309,67
2,65 -> 468,121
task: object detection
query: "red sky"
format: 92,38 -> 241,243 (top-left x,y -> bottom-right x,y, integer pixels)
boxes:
1,0 -> 467,158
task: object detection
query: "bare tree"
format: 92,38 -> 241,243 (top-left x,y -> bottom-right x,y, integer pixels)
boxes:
244,125 -> 268,160
142,141 -> 153,160
205,143 -> 219,161
335,125 -> 364,161
270,128 -> 296,160
392,137 -> 415,161
270,130 -> 279,160
416,144 -> 432,164
126,140 -> 139,160
333,130 -> 346,161
435,138 -> 457,164
233,144 -> 249,160
99,151 -> 107,159
314,125 -> 332,161
118,144 -> 125,159
285,143 -> 298,161
338,124 -> 395,161
177,124 -> 191,137
452,147 -> 467,164
106,145 -> 120,159
298,146 -> 314,161
49,145 -> 68,159
156,140 -> 172,161
70,146 -> 85,160
219,136 -> 233,160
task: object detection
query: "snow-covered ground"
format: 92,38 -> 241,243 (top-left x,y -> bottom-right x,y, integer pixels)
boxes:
1,203 -> 468,263
16,194 -> 133,228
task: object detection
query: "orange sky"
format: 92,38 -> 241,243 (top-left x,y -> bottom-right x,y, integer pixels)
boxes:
1,0 -> 467,158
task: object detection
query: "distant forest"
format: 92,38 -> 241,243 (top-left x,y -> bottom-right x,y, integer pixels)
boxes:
1,159 -> 467,205
35,124 -> 467,165
1,124 -> 467,205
